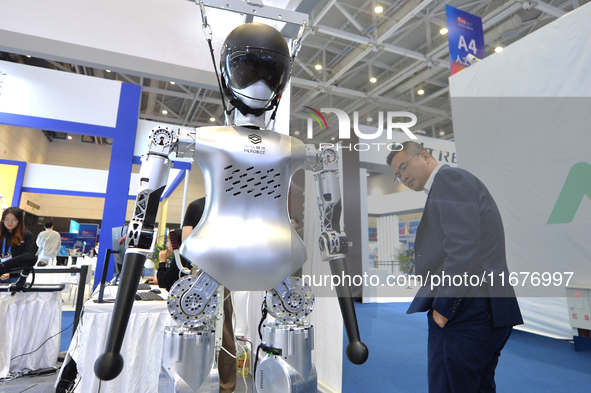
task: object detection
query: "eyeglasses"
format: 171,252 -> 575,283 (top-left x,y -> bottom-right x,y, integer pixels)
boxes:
2,219 -> 18,224
393,154 -> 420,183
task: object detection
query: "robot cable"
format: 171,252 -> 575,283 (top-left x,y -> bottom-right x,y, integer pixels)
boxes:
257,295 -> 268,341
196,0 -> 228,118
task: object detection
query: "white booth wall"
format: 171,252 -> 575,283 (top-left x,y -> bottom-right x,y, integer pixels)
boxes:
0,119 -> 206,223
0,1 -> 343,390
0,126 -> 118,219
449,3 -> 591,339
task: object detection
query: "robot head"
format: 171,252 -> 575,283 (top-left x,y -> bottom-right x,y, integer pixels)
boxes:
220,23 -> 292,116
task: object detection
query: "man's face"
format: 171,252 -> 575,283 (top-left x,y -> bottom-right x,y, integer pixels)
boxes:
389,150 -> 433,191
290,218 -> 299,229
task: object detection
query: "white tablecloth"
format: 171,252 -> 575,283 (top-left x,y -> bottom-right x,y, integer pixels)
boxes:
0,291 -> 62,378
59,286 -> 173,393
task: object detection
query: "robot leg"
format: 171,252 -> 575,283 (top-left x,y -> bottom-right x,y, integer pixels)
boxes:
255,277 -> 317,393
158,272 -> 223,393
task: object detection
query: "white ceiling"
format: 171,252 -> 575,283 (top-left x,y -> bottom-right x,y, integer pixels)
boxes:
1,0 -> 586,144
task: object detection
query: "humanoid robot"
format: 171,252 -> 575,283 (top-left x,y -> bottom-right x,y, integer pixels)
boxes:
94,22 -> 368,392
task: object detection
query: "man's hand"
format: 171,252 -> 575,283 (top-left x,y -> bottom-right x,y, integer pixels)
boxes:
158,249 -> 171,263
433,309 -> 449,328
145,277 -> 158,285
1,273 -> 9,280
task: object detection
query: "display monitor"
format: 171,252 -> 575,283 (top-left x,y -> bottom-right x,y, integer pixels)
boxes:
111,225 -> 128,276
96,225 -> 129,302
69,220 -> 80,234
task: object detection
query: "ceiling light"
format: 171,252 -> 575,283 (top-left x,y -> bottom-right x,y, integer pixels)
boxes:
439,28 -> 448,35
439,131 -> 445,136
315,64 -> 323,71
106,69 -> 112,73
369,77 -> 377,83
367,117 -> 373,122
417,89 -> 425,95
162,110 -> 168,115
26,55 -> 31,58
209,117 -> 216,122
330,136 -> 336,141
366,173 -> 371,177
375,5 -> 384,13
495,46 -> 504,53
294,130 -> 300,135
67,135 -> 73,140
170,81 -> 176,85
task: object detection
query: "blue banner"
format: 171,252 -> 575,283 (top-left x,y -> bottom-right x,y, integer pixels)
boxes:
77,224 -> 98,253
75,238 -> 95,253
59,233 -> 77,255
446,5 -> 485,75
409,220 -> 420,235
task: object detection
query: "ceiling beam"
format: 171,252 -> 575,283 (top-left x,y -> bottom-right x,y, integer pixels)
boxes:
291,76 -> 449,117
530,0 -> 567,18
376,0 -> 435,44
200,0 -> 308,26
314,24 -> 429,62
334,3 -> 365,32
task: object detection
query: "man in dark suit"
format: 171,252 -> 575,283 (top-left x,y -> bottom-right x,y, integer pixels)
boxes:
387,141 -> 522,393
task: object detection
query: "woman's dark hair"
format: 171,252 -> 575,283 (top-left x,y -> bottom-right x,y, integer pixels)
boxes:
1,207 -> 26,247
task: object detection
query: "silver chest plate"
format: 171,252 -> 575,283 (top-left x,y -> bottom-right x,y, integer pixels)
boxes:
180,126 -> 307,290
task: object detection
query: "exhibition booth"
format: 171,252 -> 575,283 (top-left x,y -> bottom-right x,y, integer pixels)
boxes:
0,0 -> 590,392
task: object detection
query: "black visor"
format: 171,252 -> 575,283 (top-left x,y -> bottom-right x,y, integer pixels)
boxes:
222,46 -> 292,93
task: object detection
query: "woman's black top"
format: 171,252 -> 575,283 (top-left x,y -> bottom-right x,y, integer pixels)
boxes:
2,230 -> 35,257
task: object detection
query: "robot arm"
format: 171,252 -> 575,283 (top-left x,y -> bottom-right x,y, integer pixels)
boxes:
303,144 -> 369,365
94,126 -> 195,380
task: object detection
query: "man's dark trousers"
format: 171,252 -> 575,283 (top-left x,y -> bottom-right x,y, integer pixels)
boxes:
427,298 -> 512,393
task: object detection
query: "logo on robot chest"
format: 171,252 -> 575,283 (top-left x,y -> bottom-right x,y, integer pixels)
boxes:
244,134 -> 266,154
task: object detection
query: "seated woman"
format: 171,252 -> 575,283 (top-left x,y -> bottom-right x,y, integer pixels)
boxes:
0,207 -> 36,286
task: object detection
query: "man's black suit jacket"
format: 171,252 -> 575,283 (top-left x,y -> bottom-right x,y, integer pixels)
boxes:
407,165 -> 523,327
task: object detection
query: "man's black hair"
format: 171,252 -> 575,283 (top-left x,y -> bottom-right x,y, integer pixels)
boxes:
386,141 -> 428,167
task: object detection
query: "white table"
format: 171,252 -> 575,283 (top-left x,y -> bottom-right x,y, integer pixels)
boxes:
34,266 -> 80,286
58,286 -> 173,393
0,291 -> 62,378
32,265 -> 91,334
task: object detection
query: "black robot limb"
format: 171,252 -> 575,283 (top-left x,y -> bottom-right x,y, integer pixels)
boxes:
94,131 -> 175,381
94,125 -> 221,384
308,144 -> 369,365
